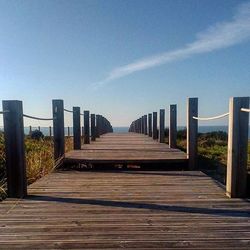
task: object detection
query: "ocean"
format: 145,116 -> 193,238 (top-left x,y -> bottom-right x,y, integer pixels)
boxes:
17,126 -> 250,138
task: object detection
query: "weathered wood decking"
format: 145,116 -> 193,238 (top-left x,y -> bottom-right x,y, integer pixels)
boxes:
0,170 -> 250,249
65,133 -> 187,165
0,132 -> 250,249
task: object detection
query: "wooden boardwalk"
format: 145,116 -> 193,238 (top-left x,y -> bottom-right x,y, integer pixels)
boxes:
0,170 -> 250,249
65,133 -> 187,165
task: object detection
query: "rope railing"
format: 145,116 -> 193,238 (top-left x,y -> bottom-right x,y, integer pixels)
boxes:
64,108 -> 74,113
23,114 -> 54,121
193,112 -> 229,121
241,108 -> 250,113
0,110 -> 9,114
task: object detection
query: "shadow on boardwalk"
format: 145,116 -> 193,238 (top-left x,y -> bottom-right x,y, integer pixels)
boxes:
27,195 -> 250,218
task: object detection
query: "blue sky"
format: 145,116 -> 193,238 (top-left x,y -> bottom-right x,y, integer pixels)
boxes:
0,0 -> 249,127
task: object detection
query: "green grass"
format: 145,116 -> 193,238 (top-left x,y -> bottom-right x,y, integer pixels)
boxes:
176,130 -> 249,166
0,133 -> 73,200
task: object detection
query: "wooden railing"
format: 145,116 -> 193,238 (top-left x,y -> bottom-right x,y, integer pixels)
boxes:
0,99 -> 113,198
129,96 -> 250,198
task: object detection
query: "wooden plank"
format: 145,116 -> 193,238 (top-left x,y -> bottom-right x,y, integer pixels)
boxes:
65,133 -> 187,165
0,171 -> 249,249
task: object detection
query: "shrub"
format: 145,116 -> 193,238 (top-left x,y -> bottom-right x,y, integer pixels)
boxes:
31,130 -> 44,140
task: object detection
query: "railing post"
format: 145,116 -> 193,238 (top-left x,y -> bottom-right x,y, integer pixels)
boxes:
159,109 -> 165,143
169,104 -> 177,148
84,110 -> 90,144
139,118 -> 142,133
152,112 -> 157,140
73,107 -> 81,150
187,97 -> 198,170
226,97 -> 249,198
91,114 -> 96,141
67,126 -> 70,137
136,119 -> 139,133
96,115 -> 100,138
141,116 -> 144,134
29,125 -> 32,135
144,115 -> 148,135
49,126 -> 52,137
148,114 -> 152,137
3,100 -> 27,198
82,126 -> 84,138
52,99 -> 65,161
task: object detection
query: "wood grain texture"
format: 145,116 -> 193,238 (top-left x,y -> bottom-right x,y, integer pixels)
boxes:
2,100 -> 27,198
0,170 -> 249,249
65,133 -> 187,165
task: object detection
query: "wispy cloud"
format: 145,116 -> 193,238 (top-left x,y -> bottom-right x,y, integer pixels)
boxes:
93,2 -> 250,89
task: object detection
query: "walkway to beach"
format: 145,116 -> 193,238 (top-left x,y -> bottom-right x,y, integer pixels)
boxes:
65,132 -> 187,166
0,170 -> 250,248
0,133 -> 249,249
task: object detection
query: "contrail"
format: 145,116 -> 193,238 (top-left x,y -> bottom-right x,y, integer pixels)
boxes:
93,2 -> 250,89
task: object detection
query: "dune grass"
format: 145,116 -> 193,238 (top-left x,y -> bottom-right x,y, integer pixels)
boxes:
0,134 -> 73,200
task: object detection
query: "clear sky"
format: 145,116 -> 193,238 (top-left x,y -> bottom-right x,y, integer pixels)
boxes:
0,0 -> 249,127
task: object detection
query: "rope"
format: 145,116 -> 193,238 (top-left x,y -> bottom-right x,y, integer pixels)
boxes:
193,112 -> 229,121
23,114 -> 54,121
64,108 -> 73,113
241,108 -> 250,113
0,110 -> 9,114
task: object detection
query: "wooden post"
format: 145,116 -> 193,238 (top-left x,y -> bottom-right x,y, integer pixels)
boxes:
139,118 -> 142,133
82,126 -> 84,138
136,119 -> 139,133
2,100 -> 27,198
226,97 -> 249,198
29,125 -> 32,135
96,115 -> 100,138
49,126 -> 52,137
187,98 -> 198,170
144,115 -> 148,135
52,99 -> 65,161
169,104 -> 177,148
159,109 -> 165,143
148,114 -> 152,137
84,110 -> 90,144
91,114 -> 96,141
152,112 -> 157,140
73,107 -> 81,150
141,116 -> 144,134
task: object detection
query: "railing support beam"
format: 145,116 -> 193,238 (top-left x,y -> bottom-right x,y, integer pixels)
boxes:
187,98 -> 198,170
52,99 -> 65,161
159,109 -> 165,143
152,112 -> 157,140
226,97 -> 249,198
3,100 -> 27,198
84,110 -> 90,144
169,104 -> 177,148
73,107 -> 81,150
